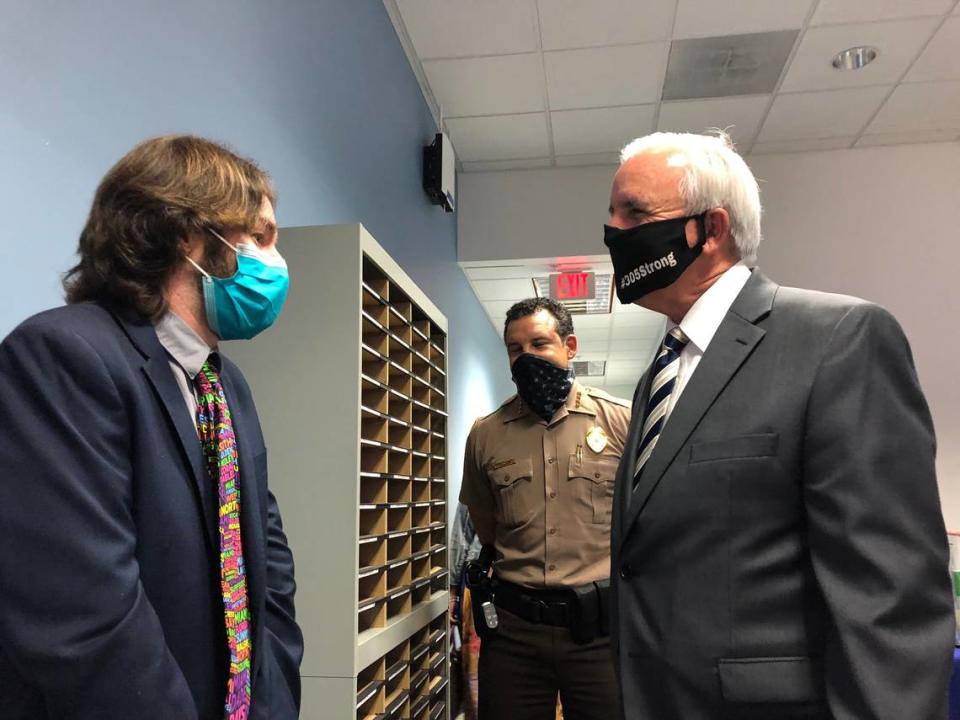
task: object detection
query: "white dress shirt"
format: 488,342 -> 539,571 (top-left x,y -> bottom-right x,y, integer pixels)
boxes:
662,262 -> 751,420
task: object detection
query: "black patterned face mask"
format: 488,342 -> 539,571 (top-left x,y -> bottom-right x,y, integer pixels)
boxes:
510,353 -> 574,422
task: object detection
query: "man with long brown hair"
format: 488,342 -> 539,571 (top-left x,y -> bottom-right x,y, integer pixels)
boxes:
0,135 -> 303,719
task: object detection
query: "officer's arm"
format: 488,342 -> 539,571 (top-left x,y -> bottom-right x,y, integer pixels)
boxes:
458,419 -> 496,545
468,508 -> 496,546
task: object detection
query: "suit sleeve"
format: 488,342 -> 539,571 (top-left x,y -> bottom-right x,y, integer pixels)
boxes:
803,303 -> 953,720
0,323 -> 198,719
256,486 -> 305,720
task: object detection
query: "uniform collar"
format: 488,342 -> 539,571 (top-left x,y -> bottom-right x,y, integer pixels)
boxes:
502,380 -> 596,425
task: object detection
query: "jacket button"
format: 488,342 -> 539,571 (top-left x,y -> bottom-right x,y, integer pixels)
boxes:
619,564 -> 632,580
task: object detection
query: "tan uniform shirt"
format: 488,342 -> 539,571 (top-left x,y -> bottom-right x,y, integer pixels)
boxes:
459,382 -> 631,589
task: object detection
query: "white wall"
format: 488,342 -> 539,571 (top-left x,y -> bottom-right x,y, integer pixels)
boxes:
459,142 -> 960,528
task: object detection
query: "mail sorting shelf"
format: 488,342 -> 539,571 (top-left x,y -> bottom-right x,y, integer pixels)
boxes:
355,613 -> 449,720
359,256 -> 448,636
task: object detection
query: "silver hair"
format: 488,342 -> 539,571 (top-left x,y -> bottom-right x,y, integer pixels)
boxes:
619,130 -> 762,264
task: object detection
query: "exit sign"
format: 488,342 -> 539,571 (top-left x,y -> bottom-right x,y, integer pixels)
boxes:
549,272 -> 595,301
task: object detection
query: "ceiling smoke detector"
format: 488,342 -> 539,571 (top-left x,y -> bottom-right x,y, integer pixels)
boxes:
831,46 -> 878,70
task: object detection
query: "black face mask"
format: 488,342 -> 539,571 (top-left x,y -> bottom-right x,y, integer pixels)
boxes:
603,214 -> 707,304
510,353 -> 574,422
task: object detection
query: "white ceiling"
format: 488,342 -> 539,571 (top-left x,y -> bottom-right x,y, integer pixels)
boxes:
382,0 -> 960,397
386,0 -> 960,171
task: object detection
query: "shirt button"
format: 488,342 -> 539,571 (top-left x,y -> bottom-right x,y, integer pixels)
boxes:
504,474 -> 510,481
548,564 -> 556,571
549,491 -> 557,499
547,457 -> 555,464
619,564 -> 633,580
549,528 -> 556,535
594,472 -> 601,478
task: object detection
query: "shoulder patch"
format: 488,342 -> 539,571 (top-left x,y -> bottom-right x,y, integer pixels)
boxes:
584,386 -> 631,408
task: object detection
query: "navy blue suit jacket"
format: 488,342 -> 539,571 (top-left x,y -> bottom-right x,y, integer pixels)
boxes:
0,303 -> 304,719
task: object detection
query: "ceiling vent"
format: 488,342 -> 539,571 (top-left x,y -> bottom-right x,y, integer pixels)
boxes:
532,274 -> 614,314
573,360 -> 606,377
662,30 -> 799,100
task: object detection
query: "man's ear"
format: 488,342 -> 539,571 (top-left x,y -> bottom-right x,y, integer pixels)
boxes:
565,333 -> 578,360
703,208 -> 732,254
180,232 -> 206,262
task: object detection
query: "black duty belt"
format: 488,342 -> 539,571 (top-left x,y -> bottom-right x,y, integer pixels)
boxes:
492,579 -> 575,627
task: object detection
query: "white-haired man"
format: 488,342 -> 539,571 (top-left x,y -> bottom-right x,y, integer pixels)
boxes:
604,131 -> 953,720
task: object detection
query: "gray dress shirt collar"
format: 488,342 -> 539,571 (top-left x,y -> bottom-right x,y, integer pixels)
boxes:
155,311 -> 213,380
154,311 -> 215,428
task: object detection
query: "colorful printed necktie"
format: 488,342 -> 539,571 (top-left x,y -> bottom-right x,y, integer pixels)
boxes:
634,327 -> 689,486
195,358 -> 252,720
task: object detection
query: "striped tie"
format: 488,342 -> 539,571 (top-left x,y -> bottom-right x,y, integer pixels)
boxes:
634,327 -> 689,485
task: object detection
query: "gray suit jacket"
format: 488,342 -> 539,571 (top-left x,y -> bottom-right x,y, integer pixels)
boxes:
610,270 -> 953,720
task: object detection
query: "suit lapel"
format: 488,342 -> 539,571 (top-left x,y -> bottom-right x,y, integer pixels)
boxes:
112,311 -> 219,554
614,368 -> 654,544
618,271 -> 777,550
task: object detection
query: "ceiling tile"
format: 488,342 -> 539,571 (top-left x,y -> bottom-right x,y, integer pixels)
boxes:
471,278 -> 539,301
603,383 -> 640,398
397,0 -> 539,58
758,86 -> 889,141
461,158 -> 553,172
423,54 -> 544,117
538,0 -> 675,50
569,314 -> 614,330
657,95 -> 771,146
554,152 -> 621,167
905,17 -> 960,82
780,19 -> 940,92
811,0 -> 954,26
867,80 -> 960,133
855,129 -> 960,146
544,43 -> 667,110
551,105 -> 656,155
750,136 -> 856,154
605,349 -> 653,362
577,340 -> 610,354
446,113 -> 550,161
572,327 -> 611,343
611,312 -> 666,330
605,360 -> 649,374
673,0 -> 813,39
663,31 -> 798,100
608,329 -> 665,346
610,336 -> 662,352
463,263 -> 551,281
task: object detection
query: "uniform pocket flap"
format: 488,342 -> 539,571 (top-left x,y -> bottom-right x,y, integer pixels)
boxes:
690,433 -> 779,464
718,656 -> 823,704
568,456 -> 618,484
488,458 -> 534,487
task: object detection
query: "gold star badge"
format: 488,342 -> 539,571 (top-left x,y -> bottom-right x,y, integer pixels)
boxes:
586,426 -> 608,453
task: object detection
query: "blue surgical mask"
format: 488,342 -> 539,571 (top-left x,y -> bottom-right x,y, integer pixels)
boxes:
187,229 -> 289,340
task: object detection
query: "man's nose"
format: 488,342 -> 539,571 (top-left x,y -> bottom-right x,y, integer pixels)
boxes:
608,213 -> 629,230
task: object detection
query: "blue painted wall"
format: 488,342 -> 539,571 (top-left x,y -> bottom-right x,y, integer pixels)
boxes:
0,0 -> 513,501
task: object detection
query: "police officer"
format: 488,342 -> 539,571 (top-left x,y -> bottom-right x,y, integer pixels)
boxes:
459,298 -> 630,720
